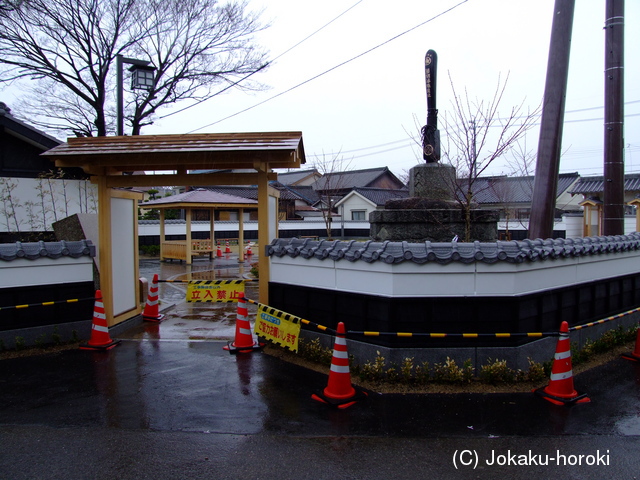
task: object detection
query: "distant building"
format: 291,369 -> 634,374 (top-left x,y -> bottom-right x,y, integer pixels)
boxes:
335,187 -> 409,221
311,166 -> 405,196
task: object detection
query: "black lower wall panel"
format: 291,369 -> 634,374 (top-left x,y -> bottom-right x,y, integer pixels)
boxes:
0,281 -> 95,331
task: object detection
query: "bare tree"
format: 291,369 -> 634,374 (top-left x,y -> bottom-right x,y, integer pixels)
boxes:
311,152 -> 352,240
439,73 -> 541,241
0,0 -> 269,137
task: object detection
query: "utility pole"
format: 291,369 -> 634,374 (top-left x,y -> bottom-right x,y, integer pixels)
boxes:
529,0 -> 575,239
602,0 -> 625,235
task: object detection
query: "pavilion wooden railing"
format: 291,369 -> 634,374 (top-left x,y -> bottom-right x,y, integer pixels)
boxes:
161,239 -> 213,261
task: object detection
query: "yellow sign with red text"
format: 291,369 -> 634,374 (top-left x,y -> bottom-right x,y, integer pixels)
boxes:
255,304 -> 301,352
186,280 -> 245,303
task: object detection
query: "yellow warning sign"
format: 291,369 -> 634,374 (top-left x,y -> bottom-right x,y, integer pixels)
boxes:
186,280 -> 245,303
255,304 -> 302,352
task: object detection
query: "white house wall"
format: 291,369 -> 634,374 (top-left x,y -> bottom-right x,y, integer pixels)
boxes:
339,195 -> 376,219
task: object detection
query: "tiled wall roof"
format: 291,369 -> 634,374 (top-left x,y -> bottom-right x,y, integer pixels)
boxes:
0,240 -> 95,261
267,234 -> 640,265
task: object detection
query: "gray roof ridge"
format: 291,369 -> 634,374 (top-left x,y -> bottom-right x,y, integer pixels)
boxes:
266,234 -> 640,265
0,240 -> 96,261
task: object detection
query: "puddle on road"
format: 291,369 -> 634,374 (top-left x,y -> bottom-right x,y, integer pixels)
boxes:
616,415 -> 640,435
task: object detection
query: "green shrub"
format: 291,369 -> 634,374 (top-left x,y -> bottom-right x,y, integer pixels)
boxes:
299,337 -> 333,366
479,358 -> 515,384
51,327 -> 62,345
360,352 -> 386,382
250,262 -> 259,278
433,357 -> 472,384
34,333 -> 48,349
400,357 -> 415,383
414,361 -> 431,384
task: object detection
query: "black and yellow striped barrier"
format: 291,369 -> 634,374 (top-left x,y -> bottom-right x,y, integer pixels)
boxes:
159,279 -> 245,284
0,297 -> 94,312
350,331 -> 557,338
243,297 -> 337,335
569,307 -> 640,331
242,299 -> 640,340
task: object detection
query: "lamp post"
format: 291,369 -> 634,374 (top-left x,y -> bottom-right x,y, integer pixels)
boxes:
116,54 -> 156,136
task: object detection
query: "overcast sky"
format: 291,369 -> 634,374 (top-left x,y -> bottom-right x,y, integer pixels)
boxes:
4,0 -> 639,179
147,0 -> 640,179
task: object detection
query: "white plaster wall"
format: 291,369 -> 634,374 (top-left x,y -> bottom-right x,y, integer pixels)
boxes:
270,248 -> 640,298
0,256 -> 94,288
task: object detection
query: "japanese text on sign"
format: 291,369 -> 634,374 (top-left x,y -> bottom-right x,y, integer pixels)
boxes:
186,280 -> 244,303
255,304 -> 301,352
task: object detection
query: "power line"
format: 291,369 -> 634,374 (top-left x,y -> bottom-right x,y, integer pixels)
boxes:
188,0 -> 470,133
159,0 -> 365,120
310,106 -> 640,161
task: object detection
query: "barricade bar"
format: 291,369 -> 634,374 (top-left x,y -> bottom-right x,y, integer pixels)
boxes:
350,331 -> 557,338
569,307 -> 640,331
158,279 -> 246,284
243,297 -> 337,335
0,297 -> 93,312
240,301 -> 640,340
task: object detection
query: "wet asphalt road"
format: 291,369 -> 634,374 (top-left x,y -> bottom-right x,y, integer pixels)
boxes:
1,257 -> 639,479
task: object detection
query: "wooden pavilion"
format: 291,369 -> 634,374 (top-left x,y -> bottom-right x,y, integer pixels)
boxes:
43,132 -> 305,325
143,188 -> 258,263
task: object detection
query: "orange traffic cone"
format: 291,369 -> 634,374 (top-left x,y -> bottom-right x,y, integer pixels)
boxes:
142,273 -> 165,322
216,242 -> 223,257
225,240 -> 232,254
80,290 -> 120,351
223,297 -> 263,353
312,322 -> 367,409
621,325 -> 640,362
246,242 -> 253,256
534,321 -> 590,406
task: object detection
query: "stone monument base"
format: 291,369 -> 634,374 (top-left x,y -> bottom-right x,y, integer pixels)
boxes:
369,163 -> 499,242
369,207 -> 499,243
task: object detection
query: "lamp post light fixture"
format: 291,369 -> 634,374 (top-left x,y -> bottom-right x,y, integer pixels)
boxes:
116,54 -> 157,136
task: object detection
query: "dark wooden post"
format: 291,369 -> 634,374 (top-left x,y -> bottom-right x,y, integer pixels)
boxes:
529,0 -> 575,239
602,0 -> 625,235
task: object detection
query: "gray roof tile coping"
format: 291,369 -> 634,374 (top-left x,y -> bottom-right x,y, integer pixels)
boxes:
266,234 -> 640,265
0,240 -> 96,262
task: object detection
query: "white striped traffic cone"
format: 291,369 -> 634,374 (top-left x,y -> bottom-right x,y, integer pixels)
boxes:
312,322 -> 367,409
621,325 -> 640,362
534,321 -> 590,406
223,297 -> 262,353
142,274 -> 165,322
225,240 -> 231,254
80,290 -> 120,351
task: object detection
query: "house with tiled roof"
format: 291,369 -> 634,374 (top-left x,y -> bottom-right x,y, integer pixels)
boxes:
277,168 -> 321,186
465,172 -> 582,219
201,183 -> 322,220
0,102 -> 62,178
569,173 -> 640,206
335,187 -> 409,221
568,173 -> 640,236
311,166 -> 405,196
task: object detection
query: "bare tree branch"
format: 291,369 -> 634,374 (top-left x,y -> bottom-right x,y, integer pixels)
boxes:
311,151 -> 353,239
0,0 -> 269,137
438,72 -> 541,241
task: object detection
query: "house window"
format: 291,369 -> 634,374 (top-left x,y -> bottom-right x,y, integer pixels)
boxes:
351,210 -> 366,221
